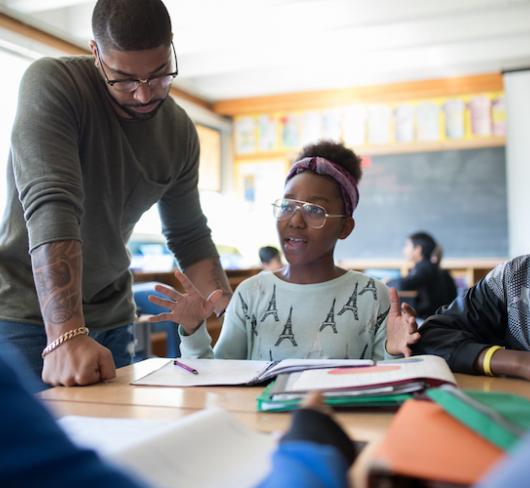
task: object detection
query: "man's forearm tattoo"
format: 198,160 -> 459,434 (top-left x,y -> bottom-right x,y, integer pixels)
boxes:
210,259 -> 232,293
32,241 -> 82,326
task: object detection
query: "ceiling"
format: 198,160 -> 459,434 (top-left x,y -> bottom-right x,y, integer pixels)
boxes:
2,0 -> 530,103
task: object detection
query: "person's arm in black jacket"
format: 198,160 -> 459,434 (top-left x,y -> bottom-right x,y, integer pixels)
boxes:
413,275 -> 530,380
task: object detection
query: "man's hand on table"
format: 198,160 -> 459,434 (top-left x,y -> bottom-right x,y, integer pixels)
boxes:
42,335 -> 116,386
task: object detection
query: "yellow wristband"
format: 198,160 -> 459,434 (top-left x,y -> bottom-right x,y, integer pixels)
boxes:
482,345 -> 504,376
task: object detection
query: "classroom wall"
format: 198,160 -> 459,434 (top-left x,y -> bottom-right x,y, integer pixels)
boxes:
504,69 -> 530,258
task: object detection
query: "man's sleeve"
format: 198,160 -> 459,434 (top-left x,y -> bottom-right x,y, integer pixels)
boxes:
158,120 -> 218,268
413,272 -> 508,373
11,58 -> 84,252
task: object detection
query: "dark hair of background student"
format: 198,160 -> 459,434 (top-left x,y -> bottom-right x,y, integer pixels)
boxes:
259,246 -> 280,265
92,0 -> 172,51
408,231 -> 437,263
295,140 -> 363,186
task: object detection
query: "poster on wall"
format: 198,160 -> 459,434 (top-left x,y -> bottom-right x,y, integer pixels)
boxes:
394,104 -> 415,143
299,111 -> 323,147
491,96 -> 506,136
321,109 -> 342,142
234,91 -> 505,157
443,99 -> 465,139
257,115 -> 277,151
368,104 -> 391,144
416,102 -> 440,141
342,104 -> 366,147
235,116 -> 258,154
468,95 -> 492,137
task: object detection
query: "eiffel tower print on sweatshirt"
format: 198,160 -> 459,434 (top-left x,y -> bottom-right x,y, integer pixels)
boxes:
275,306 -> 297,347
238,292 -> 251,321
238,292 -> 259,336
338,282 -> 359,320
319,298 -> 338,333
250,314 -> 258,336
374,307 -> 390,334
261,284 -> 280,322
359,278 -> 378,300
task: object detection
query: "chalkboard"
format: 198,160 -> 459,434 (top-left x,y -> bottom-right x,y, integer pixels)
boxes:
335,147 -> 508,259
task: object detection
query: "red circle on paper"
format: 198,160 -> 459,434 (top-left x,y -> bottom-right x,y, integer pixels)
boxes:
328,365 -> 401,375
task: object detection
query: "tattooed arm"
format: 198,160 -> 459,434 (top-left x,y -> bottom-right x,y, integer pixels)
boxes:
182,257 -> 233,315
31,240 -> 116,386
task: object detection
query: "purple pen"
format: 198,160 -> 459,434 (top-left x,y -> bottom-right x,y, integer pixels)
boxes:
173,359 -> 199,375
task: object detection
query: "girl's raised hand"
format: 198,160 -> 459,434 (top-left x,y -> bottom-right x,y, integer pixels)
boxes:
147,270 -> 224,335
385,287 -> 421,357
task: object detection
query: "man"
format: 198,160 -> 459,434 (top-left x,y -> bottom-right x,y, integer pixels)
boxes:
0,0 -> 231,387
389,232 -> 456,320
414,255 -> 530,381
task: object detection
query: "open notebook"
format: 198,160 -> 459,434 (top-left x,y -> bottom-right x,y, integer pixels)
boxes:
268,355 -> 456,397
59,408 -> 276,488
131,358 -> 373,387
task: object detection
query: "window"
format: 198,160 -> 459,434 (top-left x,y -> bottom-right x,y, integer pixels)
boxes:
0,48 -> 31,218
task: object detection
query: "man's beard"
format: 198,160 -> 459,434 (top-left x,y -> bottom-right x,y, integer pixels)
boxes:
107,89 -> 167,121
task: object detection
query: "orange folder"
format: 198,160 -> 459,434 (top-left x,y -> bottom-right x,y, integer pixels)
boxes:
369,399 -> 506,486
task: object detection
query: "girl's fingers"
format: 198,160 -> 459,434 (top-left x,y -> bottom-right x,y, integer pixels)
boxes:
206,289 -> 224,304
147,312 -> 175,323
153,284 -> 181,300
388,288 -> 401,314
401,346 -> 412,357
401,303 -> 416,316
408,332 -> 421,344
174,270 -> 197,294
148,295 -> 178,309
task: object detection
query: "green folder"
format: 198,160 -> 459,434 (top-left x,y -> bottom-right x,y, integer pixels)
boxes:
256,381 -> 411,412
426,386 -> 530,451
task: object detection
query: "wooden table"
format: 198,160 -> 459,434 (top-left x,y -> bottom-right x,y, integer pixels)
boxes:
40,359 -> 530,488
40,358 -> 530,439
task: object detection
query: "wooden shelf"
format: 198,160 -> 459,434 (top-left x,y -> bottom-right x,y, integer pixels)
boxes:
235,136 -> 505,161
214,73 -> 503,116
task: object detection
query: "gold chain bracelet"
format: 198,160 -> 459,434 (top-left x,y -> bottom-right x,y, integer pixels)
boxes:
41,326 -> 90,358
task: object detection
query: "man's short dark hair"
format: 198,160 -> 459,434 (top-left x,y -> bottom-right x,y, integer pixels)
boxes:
259,246 -> 280,264
92,0 -> 172,51
409,232 -> 437,261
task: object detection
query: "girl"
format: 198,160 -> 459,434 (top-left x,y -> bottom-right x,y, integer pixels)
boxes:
148,141 -> 419,360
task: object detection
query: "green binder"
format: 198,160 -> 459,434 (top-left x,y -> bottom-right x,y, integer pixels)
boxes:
426,385 -> 530,451
256,381 -> 411,412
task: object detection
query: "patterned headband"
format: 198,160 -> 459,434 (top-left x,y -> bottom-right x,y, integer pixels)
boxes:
285,156 -> 360,215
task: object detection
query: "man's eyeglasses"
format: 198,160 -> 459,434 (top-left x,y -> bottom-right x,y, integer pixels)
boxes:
272,198 -> 345,229
95,42 -> 178,93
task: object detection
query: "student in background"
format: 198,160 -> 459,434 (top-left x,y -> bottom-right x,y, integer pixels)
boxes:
414,255 -> 530,380
148,140 -> 420,360
388,232 -> 457,320
259,245 -> 284,271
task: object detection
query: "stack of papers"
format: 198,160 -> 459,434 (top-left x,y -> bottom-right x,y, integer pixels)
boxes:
257,355 -> 456,412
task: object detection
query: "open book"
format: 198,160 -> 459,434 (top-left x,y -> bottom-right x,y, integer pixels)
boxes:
59,408 -> 276,488
257,355 -> 456,411
132,358 -> 373,387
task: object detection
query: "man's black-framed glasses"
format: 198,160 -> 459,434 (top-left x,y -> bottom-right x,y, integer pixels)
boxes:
96,42 -> 178,93
272,198 -> 345,229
